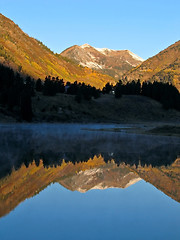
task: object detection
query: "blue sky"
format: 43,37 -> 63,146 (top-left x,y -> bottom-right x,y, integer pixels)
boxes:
0,0 -> 179,59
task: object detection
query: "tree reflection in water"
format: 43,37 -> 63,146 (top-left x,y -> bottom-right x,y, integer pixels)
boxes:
0,124 -> 179,217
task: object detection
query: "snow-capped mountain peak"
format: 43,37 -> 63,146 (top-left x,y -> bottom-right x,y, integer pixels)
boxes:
95,47 -> 115,55
61,44 -> 144,79
127,50 -> 144,61
80,43 -> 91,49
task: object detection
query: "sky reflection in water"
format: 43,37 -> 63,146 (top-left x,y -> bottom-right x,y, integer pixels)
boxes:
0,123 -> 180,240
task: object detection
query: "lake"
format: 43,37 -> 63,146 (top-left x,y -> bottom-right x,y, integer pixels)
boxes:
0,123 -> 180,240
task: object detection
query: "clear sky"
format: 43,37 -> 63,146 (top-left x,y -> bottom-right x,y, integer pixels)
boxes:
0,0 -> 179,59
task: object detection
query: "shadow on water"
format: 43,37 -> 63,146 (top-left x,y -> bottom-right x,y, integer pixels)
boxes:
0,123 -> 179,177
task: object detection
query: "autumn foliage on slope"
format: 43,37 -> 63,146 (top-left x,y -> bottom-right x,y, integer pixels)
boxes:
123,40 -> 180,91
0,14 -> 115,89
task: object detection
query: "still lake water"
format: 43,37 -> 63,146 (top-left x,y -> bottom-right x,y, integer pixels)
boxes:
0,123 -> 180,240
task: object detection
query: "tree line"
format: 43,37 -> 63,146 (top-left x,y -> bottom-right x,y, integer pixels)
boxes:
114,80 -> 180,111
0,64 -> 101,121
0,63 -> 180,122
36,76 -> 101,102
1,147 -> 176,179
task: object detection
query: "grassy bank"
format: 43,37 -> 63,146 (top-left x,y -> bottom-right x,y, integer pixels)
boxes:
0,93 -> 180,124
31,93 -> 180,123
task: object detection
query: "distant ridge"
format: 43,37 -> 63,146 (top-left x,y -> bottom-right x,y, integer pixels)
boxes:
123,40 -> 180,91
61,43 -> 143,79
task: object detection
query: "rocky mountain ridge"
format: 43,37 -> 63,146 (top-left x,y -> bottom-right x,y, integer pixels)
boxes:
61,43 -> 143,79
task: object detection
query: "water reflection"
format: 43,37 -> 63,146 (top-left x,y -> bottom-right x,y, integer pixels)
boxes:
0,123 -> 180,218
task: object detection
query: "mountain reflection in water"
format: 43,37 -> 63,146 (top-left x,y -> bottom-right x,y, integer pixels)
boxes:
0,124 -> 180,218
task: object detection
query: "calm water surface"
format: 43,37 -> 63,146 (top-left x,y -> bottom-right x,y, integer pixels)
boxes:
0,123 -> 179,240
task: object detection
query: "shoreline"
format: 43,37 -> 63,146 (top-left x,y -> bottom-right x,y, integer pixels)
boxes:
0,121 -> 179,137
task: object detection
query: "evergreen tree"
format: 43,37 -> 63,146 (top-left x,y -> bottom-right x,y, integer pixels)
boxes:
35,78 -> 43,92
20,88 -> 33,122
56,78 -> 65,93
43,76 -> 56,96
25,76 -> 35,96
102,82 -> 113,94
115,81 -> 122,98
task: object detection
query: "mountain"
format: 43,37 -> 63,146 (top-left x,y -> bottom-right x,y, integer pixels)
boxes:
123,40 -> 180,91
0,14 -> 115,88
61,43 -> 143,79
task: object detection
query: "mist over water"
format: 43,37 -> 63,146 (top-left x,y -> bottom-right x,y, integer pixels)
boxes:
0,123 -> 179,170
